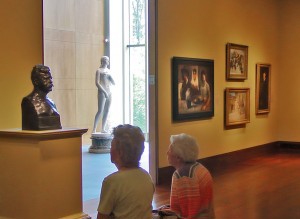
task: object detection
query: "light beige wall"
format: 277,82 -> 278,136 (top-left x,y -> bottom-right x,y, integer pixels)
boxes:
277,0 -> 300,141
0,0 -> 43,129
44,0 -> 104,144
157,0 -> 280,167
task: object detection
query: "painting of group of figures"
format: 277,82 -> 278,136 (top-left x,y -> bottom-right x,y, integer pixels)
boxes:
172,57 -> 214,121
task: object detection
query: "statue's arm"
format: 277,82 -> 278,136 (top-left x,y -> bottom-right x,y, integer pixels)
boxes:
109,75 -> 115,85
95,70 -> 108,98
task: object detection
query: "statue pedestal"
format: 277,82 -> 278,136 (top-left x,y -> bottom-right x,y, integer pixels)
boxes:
0,128 -> 91,219
89,132 -> 113,154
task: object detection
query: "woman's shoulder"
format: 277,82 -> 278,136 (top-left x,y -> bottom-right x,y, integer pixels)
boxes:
104,168 -> 153,190
128,167 -> 152,179
174,162 -> 211,178
193,162 -> 213,180
193,162 -> 210,172
105,168 -> 150,180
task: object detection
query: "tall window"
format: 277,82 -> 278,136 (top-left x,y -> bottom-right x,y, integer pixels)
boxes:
110,0 -> 148,134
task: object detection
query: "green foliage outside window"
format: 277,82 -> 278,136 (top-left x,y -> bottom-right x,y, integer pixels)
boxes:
132,0 -> 145,44
133,74 -> 146,132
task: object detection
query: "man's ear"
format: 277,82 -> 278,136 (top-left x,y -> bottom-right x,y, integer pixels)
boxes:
175,155 -> 183,163
32,78 -> 39,86
118,147 -> 123,157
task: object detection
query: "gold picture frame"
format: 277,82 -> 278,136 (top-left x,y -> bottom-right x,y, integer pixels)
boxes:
226,43 -> 248,80
256,63 -> 271,114
225,88 -> 250,126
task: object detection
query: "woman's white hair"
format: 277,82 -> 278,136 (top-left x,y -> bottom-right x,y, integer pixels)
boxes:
170,133 -> 199,162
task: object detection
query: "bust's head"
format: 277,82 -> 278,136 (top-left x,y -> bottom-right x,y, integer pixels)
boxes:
22,64 -> 61,130
31,64 -> 53,94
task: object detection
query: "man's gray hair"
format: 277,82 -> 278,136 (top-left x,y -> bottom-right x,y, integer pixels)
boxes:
113,124 -> 145,168
170,133 -> 199,162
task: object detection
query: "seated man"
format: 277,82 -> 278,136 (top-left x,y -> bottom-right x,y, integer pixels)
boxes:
21,64 -> 62,130
97,124 -> 154,219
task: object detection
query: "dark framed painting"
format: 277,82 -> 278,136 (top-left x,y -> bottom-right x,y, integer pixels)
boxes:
225,87 -> 250,126
226,43 -> 248,80
172,57 -> 214,121
256,63 -> 271,114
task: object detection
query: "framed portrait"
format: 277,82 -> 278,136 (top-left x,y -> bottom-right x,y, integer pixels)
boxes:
172,57 -> 214,121
256,63 -> 271,114
226,43 -> 248,80
225,88 -> 250,126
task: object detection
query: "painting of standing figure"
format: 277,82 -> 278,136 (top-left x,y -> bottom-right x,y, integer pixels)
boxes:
256,63 -> 271,114
225,88 -> 250,126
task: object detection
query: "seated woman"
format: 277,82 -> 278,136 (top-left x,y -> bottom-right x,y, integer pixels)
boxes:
97,124 -> 154,219
166,133 -> 215,219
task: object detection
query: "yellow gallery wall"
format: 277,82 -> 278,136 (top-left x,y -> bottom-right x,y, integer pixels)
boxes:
157,0 -> 281,167
0,0 -> 43,129
277,1 -> 300,141
1,0 -> 300,170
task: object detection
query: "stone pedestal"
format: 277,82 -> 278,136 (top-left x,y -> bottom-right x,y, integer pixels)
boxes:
0,128 -> 91,219
89,132 -> 113,154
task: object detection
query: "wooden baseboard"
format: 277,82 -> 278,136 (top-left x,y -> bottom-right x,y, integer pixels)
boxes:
277,141 -> 300,149
158,142 -> 279,185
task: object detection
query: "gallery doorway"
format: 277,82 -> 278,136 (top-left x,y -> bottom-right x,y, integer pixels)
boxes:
43,0 -> 156,202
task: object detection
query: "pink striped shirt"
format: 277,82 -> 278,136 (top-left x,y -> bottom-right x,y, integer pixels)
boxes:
170,162 -> 215,219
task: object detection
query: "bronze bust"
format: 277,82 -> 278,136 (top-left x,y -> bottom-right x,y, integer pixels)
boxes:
21,64 -> 62,130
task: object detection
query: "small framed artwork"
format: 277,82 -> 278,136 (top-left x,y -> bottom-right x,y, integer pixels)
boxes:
226,43 -> 248,80
225,87 -> 250,126
172,57 -> 214,121
256,63 -> 271,114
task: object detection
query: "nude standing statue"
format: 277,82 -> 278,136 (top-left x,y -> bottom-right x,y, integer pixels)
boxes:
92,56 -> 115,133
22,64 -> 62,130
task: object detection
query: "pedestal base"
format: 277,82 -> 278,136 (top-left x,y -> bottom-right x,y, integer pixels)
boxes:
0,128 -> 90,219
89,132 -> 113,154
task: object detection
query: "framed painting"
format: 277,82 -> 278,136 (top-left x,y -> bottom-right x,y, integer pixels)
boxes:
226,43 -> 248,80
172,57 -> 214,121
225,88 -> 250,126
256,63 -> 271,114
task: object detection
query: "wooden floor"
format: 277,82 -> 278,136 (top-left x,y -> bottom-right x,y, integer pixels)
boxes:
83,149 -> 300,219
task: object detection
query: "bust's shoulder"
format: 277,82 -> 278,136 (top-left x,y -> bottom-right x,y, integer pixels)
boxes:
23,92 -> 43,102
22,94 -> 34,105
21,95 -> 36,114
